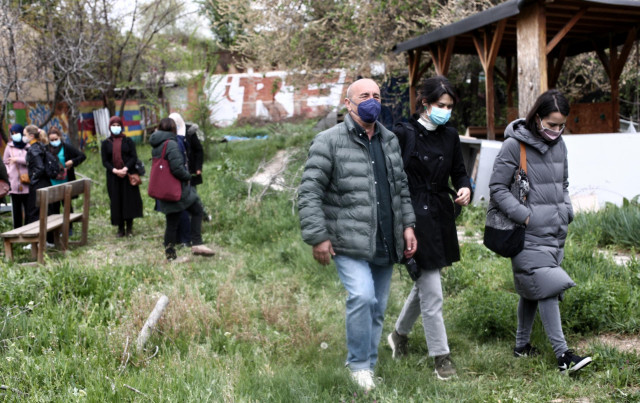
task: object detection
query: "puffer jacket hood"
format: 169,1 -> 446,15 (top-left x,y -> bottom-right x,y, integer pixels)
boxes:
149,130 -> 175,147
504,118 -> 563,155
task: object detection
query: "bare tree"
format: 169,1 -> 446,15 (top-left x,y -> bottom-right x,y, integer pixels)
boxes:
98,0 -> 186,118
30,0 -> 108,145
0,1 -> 40,142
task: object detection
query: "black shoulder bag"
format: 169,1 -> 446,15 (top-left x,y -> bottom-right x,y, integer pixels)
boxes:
483,142 -> 529,257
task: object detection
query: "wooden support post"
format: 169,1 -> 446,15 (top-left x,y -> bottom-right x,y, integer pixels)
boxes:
472,20 -> 505,140
517,1 -> 547,118
593,28 -> 636,132
428,37 -> 455,76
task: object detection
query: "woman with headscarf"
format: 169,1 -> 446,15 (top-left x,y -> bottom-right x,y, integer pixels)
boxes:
3,124 -> 30,228
101,116 -> 143,237
168,112 -> 192,247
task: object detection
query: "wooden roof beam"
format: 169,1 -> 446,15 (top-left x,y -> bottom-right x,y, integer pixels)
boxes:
428,37 -> 455,76
546,7 -> 587,54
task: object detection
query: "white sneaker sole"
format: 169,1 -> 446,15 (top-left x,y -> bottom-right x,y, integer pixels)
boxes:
561,356 -> 593,374
387,333 -> 401,359
434,368 -> 456,381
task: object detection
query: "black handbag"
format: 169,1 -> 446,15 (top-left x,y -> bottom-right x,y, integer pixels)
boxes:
483,142 -> 529,257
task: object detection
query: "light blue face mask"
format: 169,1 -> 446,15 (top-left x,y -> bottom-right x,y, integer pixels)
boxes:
11,133 -> 22,143
110,126 -> 122,135
427,106 -> 452,126
50,139 -> 61,147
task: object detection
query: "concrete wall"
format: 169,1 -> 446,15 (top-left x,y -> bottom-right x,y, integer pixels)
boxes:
470,133 -> 640,210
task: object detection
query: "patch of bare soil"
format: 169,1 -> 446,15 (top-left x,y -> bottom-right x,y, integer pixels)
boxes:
578,333 -> 640,355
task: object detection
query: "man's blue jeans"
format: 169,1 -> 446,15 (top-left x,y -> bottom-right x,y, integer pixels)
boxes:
334,255 -> 394,371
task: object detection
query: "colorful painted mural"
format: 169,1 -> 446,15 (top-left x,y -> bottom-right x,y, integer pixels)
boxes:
205,70 -> 350,127
3,99 -> 159,149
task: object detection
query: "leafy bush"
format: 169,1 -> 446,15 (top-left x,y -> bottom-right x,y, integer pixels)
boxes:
571,196 -> 640,249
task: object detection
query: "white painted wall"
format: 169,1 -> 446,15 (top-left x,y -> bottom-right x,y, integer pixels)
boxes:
471,133 -> 640,210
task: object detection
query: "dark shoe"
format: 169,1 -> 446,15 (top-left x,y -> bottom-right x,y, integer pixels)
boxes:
434,354 -> 457,380
557,350 -> 592,374
165,245 -> 177,261
514,343 -> 540,357
116,230 -> 125,238
387,330 -> 408,359
126,229 -> 133,237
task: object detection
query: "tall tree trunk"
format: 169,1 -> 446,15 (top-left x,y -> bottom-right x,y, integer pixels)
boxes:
0,102 -> 8,143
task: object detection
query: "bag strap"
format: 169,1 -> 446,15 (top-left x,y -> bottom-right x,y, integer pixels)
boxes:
519,142 -> 527,174
161,140 -> 171,159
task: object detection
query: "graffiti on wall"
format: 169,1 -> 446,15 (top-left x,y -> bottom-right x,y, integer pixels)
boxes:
206,69 -> 349,127
3,100 -> 159,149
6,101 -> 68,137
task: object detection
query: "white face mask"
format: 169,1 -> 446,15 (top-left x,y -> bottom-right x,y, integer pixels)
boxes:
110,126 -> 122,135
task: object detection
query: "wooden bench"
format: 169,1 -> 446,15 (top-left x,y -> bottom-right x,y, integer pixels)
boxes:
1,178 -> 91,264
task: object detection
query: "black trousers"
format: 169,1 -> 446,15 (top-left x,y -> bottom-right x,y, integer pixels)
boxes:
10,193 -> 29,228
164,201 -> 203,247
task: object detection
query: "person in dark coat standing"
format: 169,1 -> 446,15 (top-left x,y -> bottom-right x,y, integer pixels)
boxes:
47,127 -> 86,186
489,89 -> 592,374
24,125 -> 51,225
101,116 -> 143,237
47,127 -> 87,225
185,121 -> 211,221
148,117 -> 215,261
387,76 -> 471,381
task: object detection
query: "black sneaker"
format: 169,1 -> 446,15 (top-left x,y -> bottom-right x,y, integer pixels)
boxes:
557,350 -> 592,374
387,330 -> 408,359
434,354 -> 457,380
514,343 -> 540,357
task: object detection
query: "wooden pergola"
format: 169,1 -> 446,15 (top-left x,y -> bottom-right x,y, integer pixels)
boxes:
392,0 -> 640,139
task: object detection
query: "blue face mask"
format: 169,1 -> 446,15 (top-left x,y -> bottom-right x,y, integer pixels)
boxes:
110,126 -> 122,135
427,106 -> 452,126
11,133 -> 23,143
351,98 -> 381,124
50,140 -> 61,147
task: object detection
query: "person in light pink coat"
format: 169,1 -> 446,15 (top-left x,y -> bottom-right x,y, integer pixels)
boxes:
2,123 -> 30,228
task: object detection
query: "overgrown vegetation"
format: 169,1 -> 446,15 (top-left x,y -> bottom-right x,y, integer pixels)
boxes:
0,120 -> 638,401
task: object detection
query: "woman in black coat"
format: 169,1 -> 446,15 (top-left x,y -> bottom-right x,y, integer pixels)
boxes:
47,127 -> 86,186
101,116 -> 143,237
386,76 -> 471,380
24,125 -> 52,225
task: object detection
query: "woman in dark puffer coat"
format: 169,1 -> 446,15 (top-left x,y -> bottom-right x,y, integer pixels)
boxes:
24,125 -> 51,224
149,118 -> 215,261
489,89 -> 592,374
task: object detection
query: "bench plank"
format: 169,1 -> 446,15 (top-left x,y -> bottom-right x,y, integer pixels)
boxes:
1,178 -> 91,264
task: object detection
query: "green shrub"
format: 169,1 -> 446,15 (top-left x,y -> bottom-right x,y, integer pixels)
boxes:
571,196 -> 640,249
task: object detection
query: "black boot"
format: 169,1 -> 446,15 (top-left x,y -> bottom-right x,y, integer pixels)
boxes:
125,220 -> 133,237
165,245 -> 177,261
116,225 -> 125,238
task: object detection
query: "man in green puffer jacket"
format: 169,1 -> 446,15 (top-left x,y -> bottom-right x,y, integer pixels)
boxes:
298,78 -> 417,391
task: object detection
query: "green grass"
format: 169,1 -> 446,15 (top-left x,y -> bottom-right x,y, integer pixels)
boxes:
0,121 -> 638,401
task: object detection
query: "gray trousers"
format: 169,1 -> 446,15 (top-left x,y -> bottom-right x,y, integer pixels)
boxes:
516,296 -> 568,358
395,268 -> 449,357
